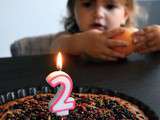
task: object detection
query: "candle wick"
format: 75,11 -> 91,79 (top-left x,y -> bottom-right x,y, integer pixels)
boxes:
57,66 -> 62,71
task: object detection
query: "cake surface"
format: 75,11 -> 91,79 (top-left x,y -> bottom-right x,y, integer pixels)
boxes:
0,92 -> 149,120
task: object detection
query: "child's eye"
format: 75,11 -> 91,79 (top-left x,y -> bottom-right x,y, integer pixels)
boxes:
106,4 -> 117,10
82,2 -> 93,8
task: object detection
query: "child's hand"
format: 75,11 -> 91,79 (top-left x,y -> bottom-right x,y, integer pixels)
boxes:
134,25 -> 160,54
76,28 -> 128,61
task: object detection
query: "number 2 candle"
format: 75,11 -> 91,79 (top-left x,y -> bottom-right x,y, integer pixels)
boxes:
46,52 -> 76,116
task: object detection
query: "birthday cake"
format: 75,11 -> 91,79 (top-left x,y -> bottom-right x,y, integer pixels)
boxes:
0,87 -> 158,120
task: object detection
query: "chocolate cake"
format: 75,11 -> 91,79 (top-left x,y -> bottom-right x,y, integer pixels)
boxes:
0,87 -> 158,120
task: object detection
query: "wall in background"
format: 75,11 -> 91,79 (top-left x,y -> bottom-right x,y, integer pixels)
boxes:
0,0 -> 67,57
0,0 -> 160,58
138,1 -> 160,27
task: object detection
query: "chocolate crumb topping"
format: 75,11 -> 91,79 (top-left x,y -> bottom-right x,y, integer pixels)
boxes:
0,93 -> 149,120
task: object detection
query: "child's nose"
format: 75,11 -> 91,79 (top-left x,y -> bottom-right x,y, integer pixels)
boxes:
93,6 -> 105,19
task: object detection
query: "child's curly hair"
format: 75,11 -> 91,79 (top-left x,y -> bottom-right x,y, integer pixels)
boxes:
64,0 -> 139,33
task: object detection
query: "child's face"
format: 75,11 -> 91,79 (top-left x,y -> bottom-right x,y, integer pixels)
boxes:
74,0 -> 129,31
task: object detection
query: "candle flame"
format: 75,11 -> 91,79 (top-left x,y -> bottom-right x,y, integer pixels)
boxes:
56,52 -> 63,70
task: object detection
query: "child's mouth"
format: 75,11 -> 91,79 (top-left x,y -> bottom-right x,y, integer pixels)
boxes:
91,23 -> 107,31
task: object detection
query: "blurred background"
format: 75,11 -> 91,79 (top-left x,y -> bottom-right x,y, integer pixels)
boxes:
0,0 -> 160,58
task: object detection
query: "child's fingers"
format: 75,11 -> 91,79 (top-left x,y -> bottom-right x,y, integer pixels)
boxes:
143,25 -> 160,32
104,28 -> 125,38
146,32 -> 157,41
147,39 -> 157,47
92,50 -> 118,61
133,30 -> 149,42
134,30 -> 145,36
135,40 -> 158,53
134,28 -> 156,43
134,32 -> 158,46
102,47 -> 125,58
134,25 -> 160,38
105,39 -> 128,48
98,54 -> 118,61
134,25 -> 160,54
134,42 -> 147,52
133,31 -> 146,44
139,46 -> 158,54
93,53 -> 118,61
134,32 -> 155,44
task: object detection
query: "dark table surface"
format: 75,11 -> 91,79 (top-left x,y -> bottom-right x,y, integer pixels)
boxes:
0,53 -> 160,118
